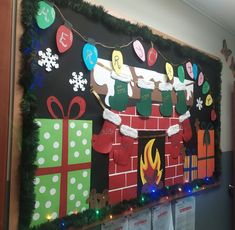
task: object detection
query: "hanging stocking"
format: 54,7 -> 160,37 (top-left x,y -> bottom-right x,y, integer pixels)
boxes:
179,111 -> 192,142
136,79 -> 155,116
92,108 -> 121,154
159,82 -> 173,117
167,125 -> 183,159
109,71 -> 131,111
174,83 -> 187,115
112,125 -> 138,165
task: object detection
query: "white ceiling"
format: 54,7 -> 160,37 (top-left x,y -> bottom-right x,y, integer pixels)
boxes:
180,0 -> 235,36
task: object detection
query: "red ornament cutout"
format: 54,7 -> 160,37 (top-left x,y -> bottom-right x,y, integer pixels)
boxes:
211,108 -> 217,121
56,25 -> 73,53
147,47 -> 158,66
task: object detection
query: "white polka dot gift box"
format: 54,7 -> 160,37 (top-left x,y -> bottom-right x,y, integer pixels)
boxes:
31,96 -> 92,226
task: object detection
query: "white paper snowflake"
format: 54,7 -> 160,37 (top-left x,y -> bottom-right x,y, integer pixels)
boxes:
38,48 -> 59,72
196,97 -> 203,110
69,72 -> 88,92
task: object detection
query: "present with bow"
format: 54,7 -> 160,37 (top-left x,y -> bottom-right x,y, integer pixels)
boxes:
183,149 -> 198,182
31,96 -> 92,226
197,122 -> 215,179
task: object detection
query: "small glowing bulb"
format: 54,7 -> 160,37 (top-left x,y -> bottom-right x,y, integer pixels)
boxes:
96,210 -> 100,215
46,214 -> 52,221
195,185 -> 199,190
166,186 -> 170,190
141,196 -> 145,202
166,196 -> 169,200
130,207 -> 133,211
109,215 -> 113,219
178,187 -> 182,192
188,189 -> 192,193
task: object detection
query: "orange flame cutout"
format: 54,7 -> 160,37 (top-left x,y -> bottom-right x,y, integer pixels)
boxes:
140,139 -> 162,185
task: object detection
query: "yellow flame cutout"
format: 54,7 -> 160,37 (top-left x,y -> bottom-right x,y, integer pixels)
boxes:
140,139 -> 162,185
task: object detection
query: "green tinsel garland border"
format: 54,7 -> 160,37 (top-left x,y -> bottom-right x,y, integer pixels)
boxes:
19,0 -> 222,229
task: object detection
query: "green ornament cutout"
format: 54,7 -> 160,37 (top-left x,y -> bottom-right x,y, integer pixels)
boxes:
137,88 -> 153,116
177,65 -> 185,83
202,81 -> 210,94
109,80 -> 128,111
175,91 -> 187,115
36,1 -> 56,29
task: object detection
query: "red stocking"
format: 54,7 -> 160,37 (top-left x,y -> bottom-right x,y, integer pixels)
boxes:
179,111 -> 192,142
167,125 -> 183,159
92,109 -> 121,154
112,125 -> 138,165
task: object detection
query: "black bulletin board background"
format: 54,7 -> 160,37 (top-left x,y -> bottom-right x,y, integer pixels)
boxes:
19,0 -> 222,229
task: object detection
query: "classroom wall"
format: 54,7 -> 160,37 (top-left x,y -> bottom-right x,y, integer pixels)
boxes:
86,0 -> 235,229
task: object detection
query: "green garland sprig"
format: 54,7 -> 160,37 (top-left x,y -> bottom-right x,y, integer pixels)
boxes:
19,0 -> 222,229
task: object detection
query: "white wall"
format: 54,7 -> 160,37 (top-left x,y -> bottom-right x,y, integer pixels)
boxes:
87,0 -> 235,151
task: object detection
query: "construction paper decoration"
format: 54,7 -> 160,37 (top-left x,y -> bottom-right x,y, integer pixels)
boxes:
83,43 -> 98,71
202,81 -> 210,94
177,65 -> 185,83
205,94 -> 213,106
56,25 -> 73,53
179,111 -> 192,142
192,63 -> 198,80
198,72 -> 204,86
112,50 -> 123,75
147,47 -> 158,66
165,62 -> 174,80
36,1 -> 55,29
69,72 -> 88,92
186,62 -> 193,79
38,48 -> 59,72
174,83 -> 187,115
133,40 -> 145,62
136,79 -> 155,116
159,82 -> 173,117
197,129 -> 215,179
92,109 -> 121,154
32,96 -> 92,226
211,108 -> 217,121
184,154 -> 198,182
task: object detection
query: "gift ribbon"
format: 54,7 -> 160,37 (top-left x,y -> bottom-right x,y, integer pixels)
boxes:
36,96 -> 91,218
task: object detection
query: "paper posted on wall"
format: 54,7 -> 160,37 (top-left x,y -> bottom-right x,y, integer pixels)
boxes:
152,202 -> 174,230
175,196 -> 195,230
101,217 -> 128,230
128,209 -> 151,230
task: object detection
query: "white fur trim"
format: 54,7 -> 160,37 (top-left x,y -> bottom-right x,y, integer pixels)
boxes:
174,83 -> 186,91
120,125 -> 138,138
159,82 -> 173,91
103,109 -> 121,126
167,124 -> 180,137
137,79 -> 155,90
111,71 -> 131,83
179,111 -> 191,122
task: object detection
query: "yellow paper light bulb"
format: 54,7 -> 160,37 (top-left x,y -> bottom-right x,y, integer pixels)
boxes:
165,62 -> 174,80
205,94 -> 213,106
112,50 -> 123,75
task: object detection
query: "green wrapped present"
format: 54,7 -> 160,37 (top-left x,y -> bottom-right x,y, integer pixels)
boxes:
31,96 -> 92,226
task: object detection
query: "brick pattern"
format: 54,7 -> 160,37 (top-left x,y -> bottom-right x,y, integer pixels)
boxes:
108,104 -> 184,205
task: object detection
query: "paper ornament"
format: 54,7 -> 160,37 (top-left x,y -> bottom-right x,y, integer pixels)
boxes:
56,25 -> 73,53
165,62 -> 174,80
205,94 -> 213,106
178,65 -> 185,83
133,40 -> 145,62
112,50 -> 123,75
198,72 -> 204,86
192,64 -> 198,80
36,1 -> 55,29
147,47 -> 158,66
211,108 -> 217,121
83,43 -> 98,71
202,81 -> 210,94
186,62 -> 193,79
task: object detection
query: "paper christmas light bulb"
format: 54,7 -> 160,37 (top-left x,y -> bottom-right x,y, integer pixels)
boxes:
186,62 -> 193,79
112,50 -> 123,75
133,40 -> 145,62
56,25 -> 73,53
202,81 -> 210,94
211,108 -> 217,121
165,62 -> 174,80
198,72 -> 204,86
193,64 -> 198,80
147,47 -> 158,66
178,65 -> 185,83
82,43 -> 98,71
205,94 -> 213,106
36,1 -> 55,29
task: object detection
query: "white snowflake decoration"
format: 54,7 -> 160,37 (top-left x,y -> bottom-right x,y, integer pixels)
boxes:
38,48 -> 59,72
69,72 -> 88,92
196,97 -> 203,110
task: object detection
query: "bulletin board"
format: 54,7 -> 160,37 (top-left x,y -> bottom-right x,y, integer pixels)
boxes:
19,0 -> 222,229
